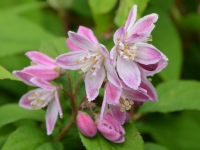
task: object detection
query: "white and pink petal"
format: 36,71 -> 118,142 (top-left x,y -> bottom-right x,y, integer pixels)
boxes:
68,31 -> 97,52
77,26 -> 98,44
45,100 -> 59,135
85,66 -> 105,101
55,51 -> 87,70
117,56 -> 140,89
25,51 -> 56,68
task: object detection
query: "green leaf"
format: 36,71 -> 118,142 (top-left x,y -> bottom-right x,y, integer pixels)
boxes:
2,126 -> 49,150
0,66 -> 20,81
141,110 -> 200,150
80,122 -> 144,150
39,38 -> 69,59
0,104 -> 45,128
35,142 -> 63,150
139,80 -> 200,113
88,0 -> 117,14
144,7 -> 182,81
114,0 -> 149,27
0,13 -> 54,58
144,143 -> 169,150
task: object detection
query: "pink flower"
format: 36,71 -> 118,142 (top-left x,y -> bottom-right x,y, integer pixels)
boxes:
77,111 -> 97,137
100,72 -> 157,125
56,26 -> 120,101
97,112 -> 125,143
17,77 -> 62,135
111,5 -> 168,89
14,51 -> 61,82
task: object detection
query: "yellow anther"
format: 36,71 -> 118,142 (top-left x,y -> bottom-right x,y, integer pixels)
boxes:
32,105 -> 36,109
117,37 -> 120,41
54,67 -> 60,73
31,61 -> 37,66
79,71 -> 83,74
119,104 -> 125,112
124,45 -> 129,49
125,32 -> 128,38
84,57 -> 88,61
129,100 -> 134,105
91,67 -> 96,70
89,76 -> 93,79
76,60 -> 80,64
92,59 -> 97,63
148,35 -> 153,41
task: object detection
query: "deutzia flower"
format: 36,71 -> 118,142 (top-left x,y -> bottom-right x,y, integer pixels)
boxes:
15,76 -> 62,135
56,26 -> 120,101
111,5 -> 168,89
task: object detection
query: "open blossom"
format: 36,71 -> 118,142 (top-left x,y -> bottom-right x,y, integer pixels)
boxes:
111,5 -> 168,90
100,70 -> 157,125
97,112 -> 125,143
14,51 -> 61,81
15,76 -> 62,135
56,26 -> 120,101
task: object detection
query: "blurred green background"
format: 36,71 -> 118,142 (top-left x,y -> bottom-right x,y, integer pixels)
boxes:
0,0 -> 200,150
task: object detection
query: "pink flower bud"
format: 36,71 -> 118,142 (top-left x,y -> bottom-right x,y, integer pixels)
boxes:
97,113 -> 125,143
76,111 -> 97,137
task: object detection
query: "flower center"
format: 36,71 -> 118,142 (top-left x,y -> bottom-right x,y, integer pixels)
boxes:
119,98 -> 134,112
118,42 -> 139,61
28,89 -> 54,109
76,51 -> 104,76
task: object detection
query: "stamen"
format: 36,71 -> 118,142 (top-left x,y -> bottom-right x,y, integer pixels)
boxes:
91,67 -> 96,70
119,98 -> 134,112
84,57 -> 88,61
148,35 -> 153,41
76,60 -> 80,64
54,67 -> 60,73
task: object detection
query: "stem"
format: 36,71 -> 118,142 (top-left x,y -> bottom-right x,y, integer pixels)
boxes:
74,76 -> 84,97
54,117 -> 75,141
59,85 -> 73,100
66,72 -> 73,97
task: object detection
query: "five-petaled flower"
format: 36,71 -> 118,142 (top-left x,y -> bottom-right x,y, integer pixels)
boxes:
13,73 -> 62,135
111,5 -> 168,90
56,26 -> 120,101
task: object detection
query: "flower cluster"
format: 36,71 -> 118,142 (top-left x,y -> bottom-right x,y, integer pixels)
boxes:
13,5 -> 168,142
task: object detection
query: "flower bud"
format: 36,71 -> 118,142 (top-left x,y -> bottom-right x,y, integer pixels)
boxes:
97,113 -> 125,143
76,111 -> 97,137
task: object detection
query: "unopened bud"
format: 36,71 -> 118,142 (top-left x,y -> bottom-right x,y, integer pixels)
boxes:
97,113 -> 125,143
76,111 -> 97,137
